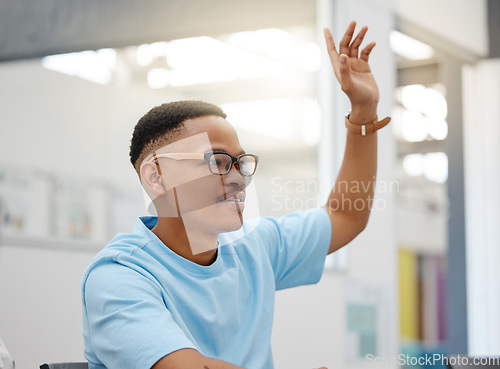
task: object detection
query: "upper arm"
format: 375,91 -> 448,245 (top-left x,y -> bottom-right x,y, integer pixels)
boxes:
152,348 -> 245,369
83,263 -> 196,369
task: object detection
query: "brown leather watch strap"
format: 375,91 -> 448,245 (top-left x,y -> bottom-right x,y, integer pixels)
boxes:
345,115 -> 391,136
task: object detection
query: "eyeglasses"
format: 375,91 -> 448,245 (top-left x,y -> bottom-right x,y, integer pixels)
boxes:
150,152 -> 258,177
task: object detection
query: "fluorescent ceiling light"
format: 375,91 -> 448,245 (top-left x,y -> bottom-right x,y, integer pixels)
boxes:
424,152 -> 448,183
41,49 -> 116,85
402,152 -> 448,183
147,68 -> 170,89
403,153 -> 424,176
401,109 -> 428,142
165,36 -> 283,87
221,99 -> 294,140
390,30 -> 435,60
136,42 -> 168,66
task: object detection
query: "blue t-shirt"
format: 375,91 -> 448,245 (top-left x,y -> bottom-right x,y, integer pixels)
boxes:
82,207 -> 331,369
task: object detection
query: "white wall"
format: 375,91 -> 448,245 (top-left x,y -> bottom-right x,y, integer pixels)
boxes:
0,244 -> 95,367
0,60 -> 181,185
395,0 -> 488,57
463,60 -> 500,356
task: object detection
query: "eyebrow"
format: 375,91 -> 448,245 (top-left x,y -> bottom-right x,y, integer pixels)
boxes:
208,148 -> 246,156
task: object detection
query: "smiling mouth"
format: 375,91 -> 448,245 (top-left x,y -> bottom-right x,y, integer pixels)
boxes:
217,191 -> 246,203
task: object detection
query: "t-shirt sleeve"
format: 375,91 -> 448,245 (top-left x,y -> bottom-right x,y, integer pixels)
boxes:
256,207 -> 332,290
83,262 -> 196,369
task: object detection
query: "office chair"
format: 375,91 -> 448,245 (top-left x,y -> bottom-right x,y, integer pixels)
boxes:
39,363 -> 88,369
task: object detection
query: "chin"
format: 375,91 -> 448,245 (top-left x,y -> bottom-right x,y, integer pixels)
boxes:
221,221 -> 244,233
212,209 -> 244,233
184,202 -> 244,235
216,214 -> 244,233
208,200 -> 244,232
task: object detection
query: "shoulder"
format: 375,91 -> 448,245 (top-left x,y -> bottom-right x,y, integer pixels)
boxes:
218,207 -> 329,255
82,224 -> 155,290
226,208 -> 329,243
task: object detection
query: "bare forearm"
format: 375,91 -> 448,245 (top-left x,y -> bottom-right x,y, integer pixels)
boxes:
152,348 -> 246,369
326,127 -> 377,226
203,357 -> 246,369
323,108 -> 378,251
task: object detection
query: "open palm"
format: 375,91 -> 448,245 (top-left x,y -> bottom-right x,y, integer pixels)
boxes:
323,21 -> 379,110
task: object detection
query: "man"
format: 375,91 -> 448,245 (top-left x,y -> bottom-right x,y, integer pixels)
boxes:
82,21 -> 390,369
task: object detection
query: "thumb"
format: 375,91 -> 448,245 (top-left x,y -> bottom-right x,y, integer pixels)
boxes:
339,54 -> 352,92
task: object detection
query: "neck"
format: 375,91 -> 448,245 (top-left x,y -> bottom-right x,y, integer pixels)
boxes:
151,216 -> 218,266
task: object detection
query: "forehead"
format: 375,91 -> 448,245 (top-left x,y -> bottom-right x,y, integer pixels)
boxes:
179,115 -> 243,153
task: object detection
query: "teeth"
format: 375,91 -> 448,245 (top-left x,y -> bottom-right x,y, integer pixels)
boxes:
219,192 -> 246,203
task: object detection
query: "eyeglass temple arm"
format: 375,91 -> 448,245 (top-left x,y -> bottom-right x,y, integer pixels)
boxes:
151,153 -> 205,161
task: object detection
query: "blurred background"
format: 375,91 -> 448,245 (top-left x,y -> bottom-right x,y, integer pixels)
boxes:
0,0 -> 498,368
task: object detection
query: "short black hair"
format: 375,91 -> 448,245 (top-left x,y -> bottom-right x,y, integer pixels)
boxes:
129,100 -> 227,171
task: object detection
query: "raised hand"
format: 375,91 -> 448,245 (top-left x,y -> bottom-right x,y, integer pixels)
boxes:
323,21 -> 379,123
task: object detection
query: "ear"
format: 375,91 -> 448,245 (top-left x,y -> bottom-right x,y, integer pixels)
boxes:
140,161 -> 166,196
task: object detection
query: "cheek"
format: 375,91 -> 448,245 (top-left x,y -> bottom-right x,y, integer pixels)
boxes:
173,174 -> 223,213
202,177 -> 225,205
167,164 -> 211,188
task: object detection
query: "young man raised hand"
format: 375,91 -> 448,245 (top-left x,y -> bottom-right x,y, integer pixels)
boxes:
82,21 -> 389,369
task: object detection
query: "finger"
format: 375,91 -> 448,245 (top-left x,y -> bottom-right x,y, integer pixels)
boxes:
323,27 -> 341,78
360,41 -> 376,61
349,25 -> 368,58
323,27 -> 339,62
339,54 -> 352,92
339,21 -> 356,56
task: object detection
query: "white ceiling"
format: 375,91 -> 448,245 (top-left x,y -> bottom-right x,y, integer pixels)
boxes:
395,0 -> 488,57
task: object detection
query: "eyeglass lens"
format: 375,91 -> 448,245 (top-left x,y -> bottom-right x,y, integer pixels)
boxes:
208,154 -> 256,176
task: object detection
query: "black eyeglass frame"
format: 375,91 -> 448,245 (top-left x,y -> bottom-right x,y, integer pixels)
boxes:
149,151 -> 259,177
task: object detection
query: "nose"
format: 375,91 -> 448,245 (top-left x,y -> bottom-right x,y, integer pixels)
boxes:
223,162 -> 251,188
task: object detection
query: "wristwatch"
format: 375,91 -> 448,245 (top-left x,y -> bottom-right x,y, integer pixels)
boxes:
345,114 -> 391,136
